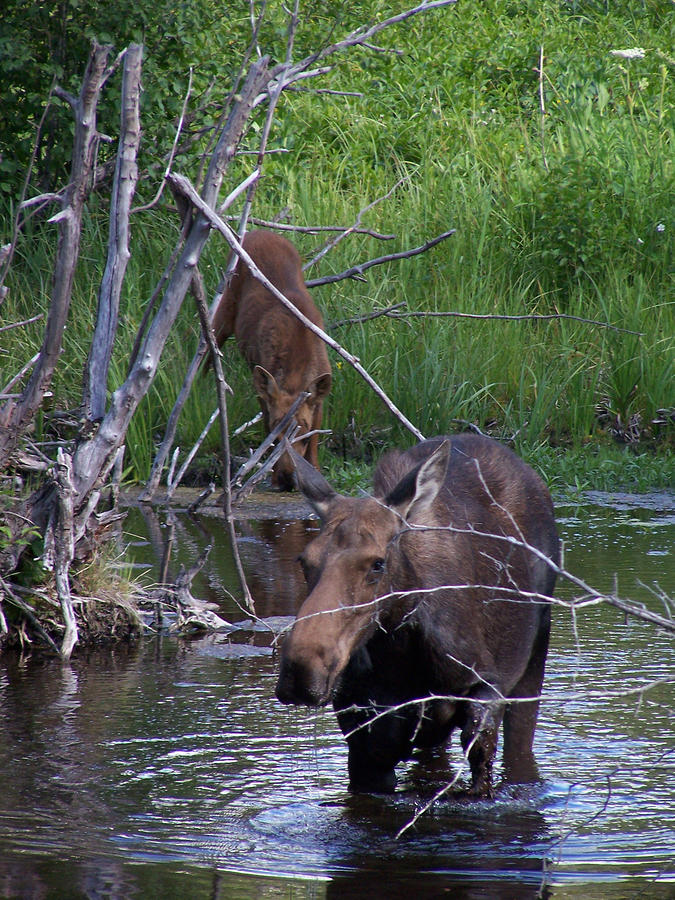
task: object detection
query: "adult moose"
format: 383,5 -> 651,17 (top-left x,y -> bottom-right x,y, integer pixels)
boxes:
211,230 -> 331,490
276,434 -> 559,795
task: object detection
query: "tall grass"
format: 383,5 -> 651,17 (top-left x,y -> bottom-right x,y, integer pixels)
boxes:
1,0 -> 672,486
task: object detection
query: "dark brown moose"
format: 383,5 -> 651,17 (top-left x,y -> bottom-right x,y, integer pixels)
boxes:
212,230 -> 332,490
276,434 -> 559,795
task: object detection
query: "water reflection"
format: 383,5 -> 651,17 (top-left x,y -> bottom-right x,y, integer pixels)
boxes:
0,492 -> 673,898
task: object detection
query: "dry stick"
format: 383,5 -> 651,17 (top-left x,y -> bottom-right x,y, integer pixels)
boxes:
0,44 -> 112,466
271,0 -> 457,87
330,301 -> 407,329
538,43 -> 549,173
303,177 -> 409,271
131,65 -> 193,216
167,407 -> 220,500
190,268 -> 254,615
1,352 -> 40,398
53,449 -> 78,660
232,218 -> 395,240
304,230 -> 456,288
167,173 -> 425,442
230,392 -> 309,488
237,0 -> 299,236
84,43 -> 142,422
383,309 -> 642,335
0,315 -> 43,334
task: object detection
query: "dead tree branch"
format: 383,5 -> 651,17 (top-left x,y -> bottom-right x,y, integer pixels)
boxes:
68,57 -> 272,513
83,44 -> 142,422
305,229 -> 456,288
189,268 -> 254,614
0,43 -> 112,466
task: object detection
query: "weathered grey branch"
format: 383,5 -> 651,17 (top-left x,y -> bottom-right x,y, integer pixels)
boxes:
0,43 -> 111,466
383,310 -> 643,335
0,315 -> 43,334
52,449 -> 78,659
305,229 -> 456,288
188,247 -> 254,614
233,218 -> 395,240
303,177 -> 408,271
83,44 -> 142,422
69,58 -> 272,512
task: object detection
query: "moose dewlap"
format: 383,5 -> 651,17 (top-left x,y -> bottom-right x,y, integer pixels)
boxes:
276,434 -> 559,795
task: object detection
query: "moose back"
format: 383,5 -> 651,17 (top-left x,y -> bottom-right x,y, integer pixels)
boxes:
212,230 -> 331,490
276,434 -> 559,795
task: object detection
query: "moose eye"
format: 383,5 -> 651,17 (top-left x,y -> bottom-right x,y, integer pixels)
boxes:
367,558 -> 386,583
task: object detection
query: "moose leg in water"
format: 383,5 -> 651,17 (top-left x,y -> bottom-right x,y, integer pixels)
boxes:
211,230 -> 332,490
276,433 -> 559,795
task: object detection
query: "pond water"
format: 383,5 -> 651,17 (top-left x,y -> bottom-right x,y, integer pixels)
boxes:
0,490 -> 673,899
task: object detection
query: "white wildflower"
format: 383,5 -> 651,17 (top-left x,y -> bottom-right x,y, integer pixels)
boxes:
656,223 -> 665,232
610,48 -> 646,60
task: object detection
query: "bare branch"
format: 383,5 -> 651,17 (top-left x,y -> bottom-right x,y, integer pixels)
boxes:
0,43 -> 112,465
0,315 -> 43,334
305,229 -> 456,288
381,309 -> 642,335
83,43 -> 142,422
303,177 -> 408,271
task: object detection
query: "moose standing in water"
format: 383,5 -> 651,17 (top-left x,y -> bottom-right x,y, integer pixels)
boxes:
211,230 -> 332,490
276,434 -> 559,795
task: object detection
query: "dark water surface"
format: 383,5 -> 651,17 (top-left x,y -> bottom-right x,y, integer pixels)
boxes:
0,491 -> 673,899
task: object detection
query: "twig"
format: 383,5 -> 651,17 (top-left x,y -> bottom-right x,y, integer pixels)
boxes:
538,43 -> 549,173
1,352 -> 40,397
188,483 -> 215,514
0,315 -> 43,334
330,301 -> 407,329
381,309 -> 642,335
305,229 -> 456,288
303,177 -> 408,271
131,64 -> 193,214
231,392 -> 310,488
190,266 -> 254,615
230,218 -> 395,240
167,406 -> 220,499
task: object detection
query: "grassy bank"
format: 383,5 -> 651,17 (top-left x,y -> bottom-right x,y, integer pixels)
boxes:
1,0 -> 672,492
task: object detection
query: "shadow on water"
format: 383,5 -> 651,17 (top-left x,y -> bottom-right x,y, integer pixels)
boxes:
0,489 -> 673,898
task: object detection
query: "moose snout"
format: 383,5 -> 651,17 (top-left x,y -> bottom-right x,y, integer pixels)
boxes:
275,656 -> 333,707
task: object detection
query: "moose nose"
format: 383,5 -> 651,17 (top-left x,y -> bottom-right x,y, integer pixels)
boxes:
275,659 -> 328,707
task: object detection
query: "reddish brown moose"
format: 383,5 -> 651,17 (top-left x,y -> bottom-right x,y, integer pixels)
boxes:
212,230 -> 331,490
276,434 -> 559,795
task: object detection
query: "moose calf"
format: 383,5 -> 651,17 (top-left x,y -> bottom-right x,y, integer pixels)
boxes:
212,230 -> 331,490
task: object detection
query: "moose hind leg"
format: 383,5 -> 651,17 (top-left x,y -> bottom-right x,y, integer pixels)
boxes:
502,613 -> 550,784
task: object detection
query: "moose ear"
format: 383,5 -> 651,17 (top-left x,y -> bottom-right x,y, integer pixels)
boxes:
309,371 -> 332,399
285,439 -> 337,520
253,365 -> 279,400
386,440 -> 450,522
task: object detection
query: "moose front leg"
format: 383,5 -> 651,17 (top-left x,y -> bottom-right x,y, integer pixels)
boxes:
460,694 -> 505,798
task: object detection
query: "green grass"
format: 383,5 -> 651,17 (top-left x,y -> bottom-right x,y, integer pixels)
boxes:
1,0 -> 672,492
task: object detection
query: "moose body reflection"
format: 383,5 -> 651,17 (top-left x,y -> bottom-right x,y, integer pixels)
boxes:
276,435 -> 560,794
